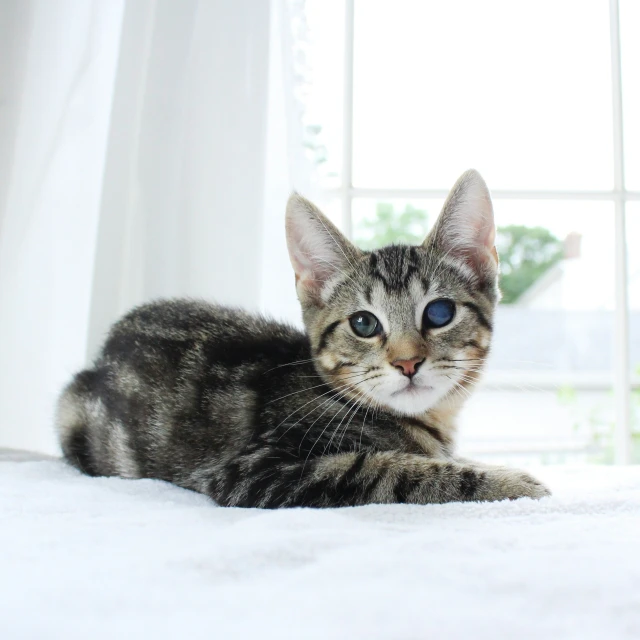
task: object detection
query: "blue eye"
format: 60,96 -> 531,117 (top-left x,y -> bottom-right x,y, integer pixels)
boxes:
424,299 -> 456,329
349,311 -> 381,338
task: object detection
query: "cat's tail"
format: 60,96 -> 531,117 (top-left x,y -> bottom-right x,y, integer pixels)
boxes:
56,371 -> 100,476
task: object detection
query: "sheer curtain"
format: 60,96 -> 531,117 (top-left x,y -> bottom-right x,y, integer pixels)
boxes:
0,0 -> 313,454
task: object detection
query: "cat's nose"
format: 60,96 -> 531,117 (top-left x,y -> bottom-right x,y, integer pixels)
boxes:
392,357 -> 424,378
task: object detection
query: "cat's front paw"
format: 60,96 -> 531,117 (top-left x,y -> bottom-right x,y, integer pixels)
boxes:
478,467 -> 551,502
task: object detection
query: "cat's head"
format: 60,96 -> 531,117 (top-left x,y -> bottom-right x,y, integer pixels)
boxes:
285,170 -> 499,418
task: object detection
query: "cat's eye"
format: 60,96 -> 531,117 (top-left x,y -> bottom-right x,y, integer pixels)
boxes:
349,311 -> 381,338
423,299 -> 456,329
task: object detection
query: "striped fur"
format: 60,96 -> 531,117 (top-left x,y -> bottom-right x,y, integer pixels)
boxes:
57,170 -> 550,507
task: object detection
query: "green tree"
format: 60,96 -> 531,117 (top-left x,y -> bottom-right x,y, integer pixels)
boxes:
496,225 -> 563,304
355,202 -> 429,250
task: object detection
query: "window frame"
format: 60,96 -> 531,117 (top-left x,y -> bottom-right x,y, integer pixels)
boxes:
334,0 -> 637,464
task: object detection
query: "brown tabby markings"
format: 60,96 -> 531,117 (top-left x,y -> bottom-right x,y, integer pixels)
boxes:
56,170 -> 550,507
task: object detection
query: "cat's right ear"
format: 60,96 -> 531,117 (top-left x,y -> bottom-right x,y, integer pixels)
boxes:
286,193 -> 360,303
423,169 -> 498,283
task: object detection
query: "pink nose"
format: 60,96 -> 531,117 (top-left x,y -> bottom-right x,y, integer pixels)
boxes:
392,357 -> 424,378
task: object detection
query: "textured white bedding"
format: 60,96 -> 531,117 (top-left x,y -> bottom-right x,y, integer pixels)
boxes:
1,449 -> 639,639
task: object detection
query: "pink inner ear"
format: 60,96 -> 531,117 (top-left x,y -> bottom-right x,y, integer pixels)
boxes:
464,215 -> 497,266
286,192 -> 362,299
435,205 -> 497,274
455,188 -> 496,259
286,217 -> 335,296
484,225 -> 499,265
477,213 -> 497,254
485,223 -> 496,249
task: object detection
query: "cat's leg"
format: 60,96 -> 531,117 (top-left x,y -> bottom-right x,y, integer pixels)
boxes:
454,456 -> 549,492
208,449 -> 550,508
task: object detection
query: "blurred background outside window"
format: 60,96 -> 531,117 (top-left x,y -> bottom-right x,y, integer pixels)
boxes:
301,0 -> 639,465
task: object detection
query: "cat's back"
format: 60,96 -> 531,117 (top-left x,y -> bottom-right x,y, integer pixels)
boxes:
102,298 -> 309,368
108,298 -> 300,345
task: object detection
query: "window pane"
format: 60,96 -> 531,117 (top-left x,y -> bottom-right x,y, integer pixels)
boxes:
621,0 -> 640,190
626,202 -> 640,461
300,0 -> 345,189
317,196 -> 344,230
352,0 -> 614,191
351,197 -> 617,463
461,200 -> 616,464
352,198 -> 442,249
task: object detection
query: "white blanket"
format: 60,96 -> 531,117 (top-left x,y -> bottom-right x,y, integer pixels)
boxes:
1,449 -> 639,639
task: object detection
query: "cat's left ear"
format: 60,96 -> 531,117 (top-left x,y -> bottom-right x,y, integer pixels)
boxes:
286,193 -> 361,303
424,169 -> 498,280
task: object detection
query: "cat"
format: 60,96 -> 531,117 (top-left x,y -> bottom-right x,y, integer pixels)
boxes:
56,169 -> 550,508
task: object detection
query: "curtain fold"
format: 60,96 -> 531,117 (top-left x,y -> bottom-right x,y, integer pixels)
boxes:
86,0 -> 273,357
0,0 -> 125,453
0,0 -> 312,453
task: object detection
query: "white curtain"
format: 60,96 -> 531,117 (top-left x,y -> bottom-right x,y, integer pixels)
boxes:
0,0 -> 316,454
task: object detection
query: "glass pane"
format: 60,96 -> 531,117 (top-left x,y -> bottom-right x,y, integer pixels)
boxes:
317,197 -> 344,230
352,0 -> 614,191
352,198 -> 442,249
351,197 -> 617,463
462,200 -> 616,464
299,0 -> 345,189
621,0 -> 640,190
626,203 -> 640,461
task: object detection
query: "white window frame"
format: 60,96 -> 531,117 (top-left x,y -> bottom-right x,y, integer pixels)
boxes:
337,0 -> 637,464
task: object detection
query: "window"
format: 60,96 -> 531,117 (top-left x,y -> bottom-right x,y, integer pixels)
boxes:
301,0 -> 639,464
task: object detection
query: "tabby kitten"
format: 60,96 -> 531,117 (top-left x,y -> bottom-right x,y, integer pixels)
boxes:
57,170 -> 550,508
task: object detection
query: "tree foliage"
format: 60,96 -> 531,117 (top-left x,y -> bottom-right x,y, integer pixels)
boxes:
496,225 -> 563,304
355,202 -> 430,250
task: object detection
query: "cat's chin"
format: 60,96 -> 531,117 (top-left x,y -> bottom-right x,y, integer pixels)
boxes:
377,384 -> 445,417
